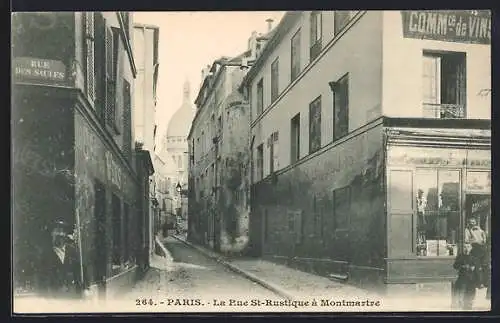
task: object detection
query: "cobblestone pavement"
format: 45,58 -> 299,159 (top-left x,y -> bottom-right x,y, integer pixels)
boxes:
121,236 -> 281,304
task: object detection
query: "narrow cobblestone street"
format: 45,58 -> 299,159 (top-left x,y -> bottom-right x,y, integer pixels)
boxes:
122,236 -> 281,302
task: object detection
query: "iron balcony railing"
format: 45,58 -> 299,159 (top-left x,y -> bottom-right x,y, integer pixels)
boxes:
422,103 -> 465,119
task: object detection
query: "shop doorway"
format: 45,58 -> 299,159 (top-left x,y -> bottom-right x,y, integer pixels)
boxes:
465,194 -> 491,239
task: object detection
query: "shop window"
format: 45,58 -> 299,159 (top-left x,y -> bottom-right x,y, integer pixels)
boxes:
291,28 -> 301,82
271,57 -> 280,103
290,113 -> 300,163
310,11 -> 322,61
334,11 -> 358,35
111,194 -> 122,268
415,169 -> 460,257
309,96 -> 322,154
422,51 -> 466,119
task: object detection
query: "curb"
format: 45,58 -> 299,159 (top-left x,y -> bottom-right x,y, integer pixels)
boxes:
171,235 -> 295,301
155,235 -> 174,263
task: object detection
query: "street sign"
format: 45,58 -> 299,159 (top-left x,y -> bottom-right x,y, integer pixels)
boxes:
13,57 -> 67,85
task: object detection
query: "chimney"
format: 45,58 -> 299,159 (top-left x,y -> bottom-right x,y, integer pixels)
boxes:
265,18 -> 274,32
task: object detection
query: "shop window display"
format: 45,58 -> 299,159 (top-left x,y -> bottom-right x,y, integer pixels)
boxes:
416,169 -> 460,257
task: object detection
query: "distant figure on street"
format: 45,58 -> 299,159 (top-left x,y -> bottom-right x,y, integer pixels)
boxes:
464,217 -> 487,288
453,243 -> 481,310
37,219 -> 90,299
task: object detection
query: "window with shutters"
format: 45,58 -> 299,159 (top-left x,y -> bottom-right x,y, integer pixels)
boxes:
333,74 -> 349,141
123,79 -> 132,160
271,57 -> 279,102
94,13 -> 106,123
291,28 -> 301,82
309,96 -> 322,154
105,26 -> 121,134
268,131 -> 279,173
290,113 -> 300,164
334,11 -> 358,35
83,12 -> 95,102
310,11 -> 322,62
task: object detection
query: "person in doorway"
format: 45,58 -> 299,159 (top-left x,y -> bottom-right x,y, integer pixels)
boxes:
453,243 -> 481,310
37,219 -> 90,299
464,217 -> 487,288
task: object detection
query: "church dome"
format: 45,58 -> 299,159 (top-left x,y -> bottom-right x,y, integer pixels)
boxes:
167,105 -> 195,138
166,79 -> 195,139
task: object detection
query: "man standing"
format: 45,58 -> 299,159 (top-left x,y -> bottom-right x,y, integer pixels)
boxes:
37,219 -> 90,299
464,217 -> 488,288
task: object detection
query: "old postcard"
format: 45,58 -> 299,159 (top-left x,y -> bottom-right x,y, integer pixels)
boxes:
12,10 -> 491,313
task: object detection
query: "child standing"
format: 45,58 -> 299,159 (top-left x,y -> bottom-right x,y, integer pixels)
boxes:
453,243 -> 481,310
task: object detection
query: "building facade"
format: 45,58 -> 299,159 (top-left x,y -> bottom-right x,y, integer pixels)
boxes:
133,23 -> 160,255
239,10 -> 491,296
188,29 -> 272,252
12,12 -> 152,299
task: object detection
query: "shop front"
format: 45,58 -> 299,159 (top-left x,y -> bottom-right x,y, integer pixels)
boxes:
385,129 -> 491,295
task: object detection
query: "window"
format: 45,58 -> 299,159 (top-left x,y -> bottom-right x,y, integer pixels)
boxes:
290,113 -> 300,163
177,155 -> 182,169
256,144 -> 264,181
310,11 -> 322,61
112,194 -> 122,267
416,169 -> 460,257
333,74 -> 349,140
271,57 -> 280,102
93,13 -> 106,123
122,80 -> 132,159
268,131 -> 279,173
334,11 -> 358,34
105,26 -> 120,132
256,78 -> 264,116
83,12 -> 95,101
291,28 -> 301,81
333,186 -> 350,230
309,96 -> 322,154
422,51 -> 466,118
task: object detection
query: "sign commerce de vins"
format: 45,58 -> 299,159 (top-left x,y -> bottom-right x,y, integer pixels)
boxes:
401,10 -> 491,44
13,57 -> 67,85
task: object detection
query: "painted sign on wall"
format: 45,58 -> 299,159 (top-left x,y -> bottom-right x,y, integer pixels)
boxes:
401,10 -> 491,44
13,57 -> 66,85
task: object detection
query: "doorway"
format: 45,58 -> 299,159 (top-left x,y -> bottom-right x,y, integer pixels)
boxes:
94,181 -> 107,298
465,194 -> 491,238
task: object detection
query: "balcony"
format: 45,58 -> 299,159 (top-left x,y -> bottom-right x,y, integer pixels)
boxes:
422,103 -> 465,119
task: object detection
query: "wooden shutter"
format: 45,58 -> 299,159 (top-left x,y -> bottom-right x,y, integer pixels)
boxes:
123,80 -> 132,159
84,12 -> 95,101
105,26 -> 115,127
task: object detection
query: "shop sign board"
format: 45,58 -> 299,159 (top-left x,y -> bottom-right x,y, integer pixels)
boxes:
13,57 -> 67,85
388,146 -> 491,168
401,10 -> 491,45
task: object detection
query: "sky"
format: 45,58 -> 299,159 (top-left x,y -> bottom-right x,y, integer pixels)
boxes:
133,11 -> 286,148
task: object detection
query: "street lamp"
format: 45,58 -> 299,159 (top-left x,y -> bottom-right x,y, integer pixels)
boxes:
176,182 -> 182,194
